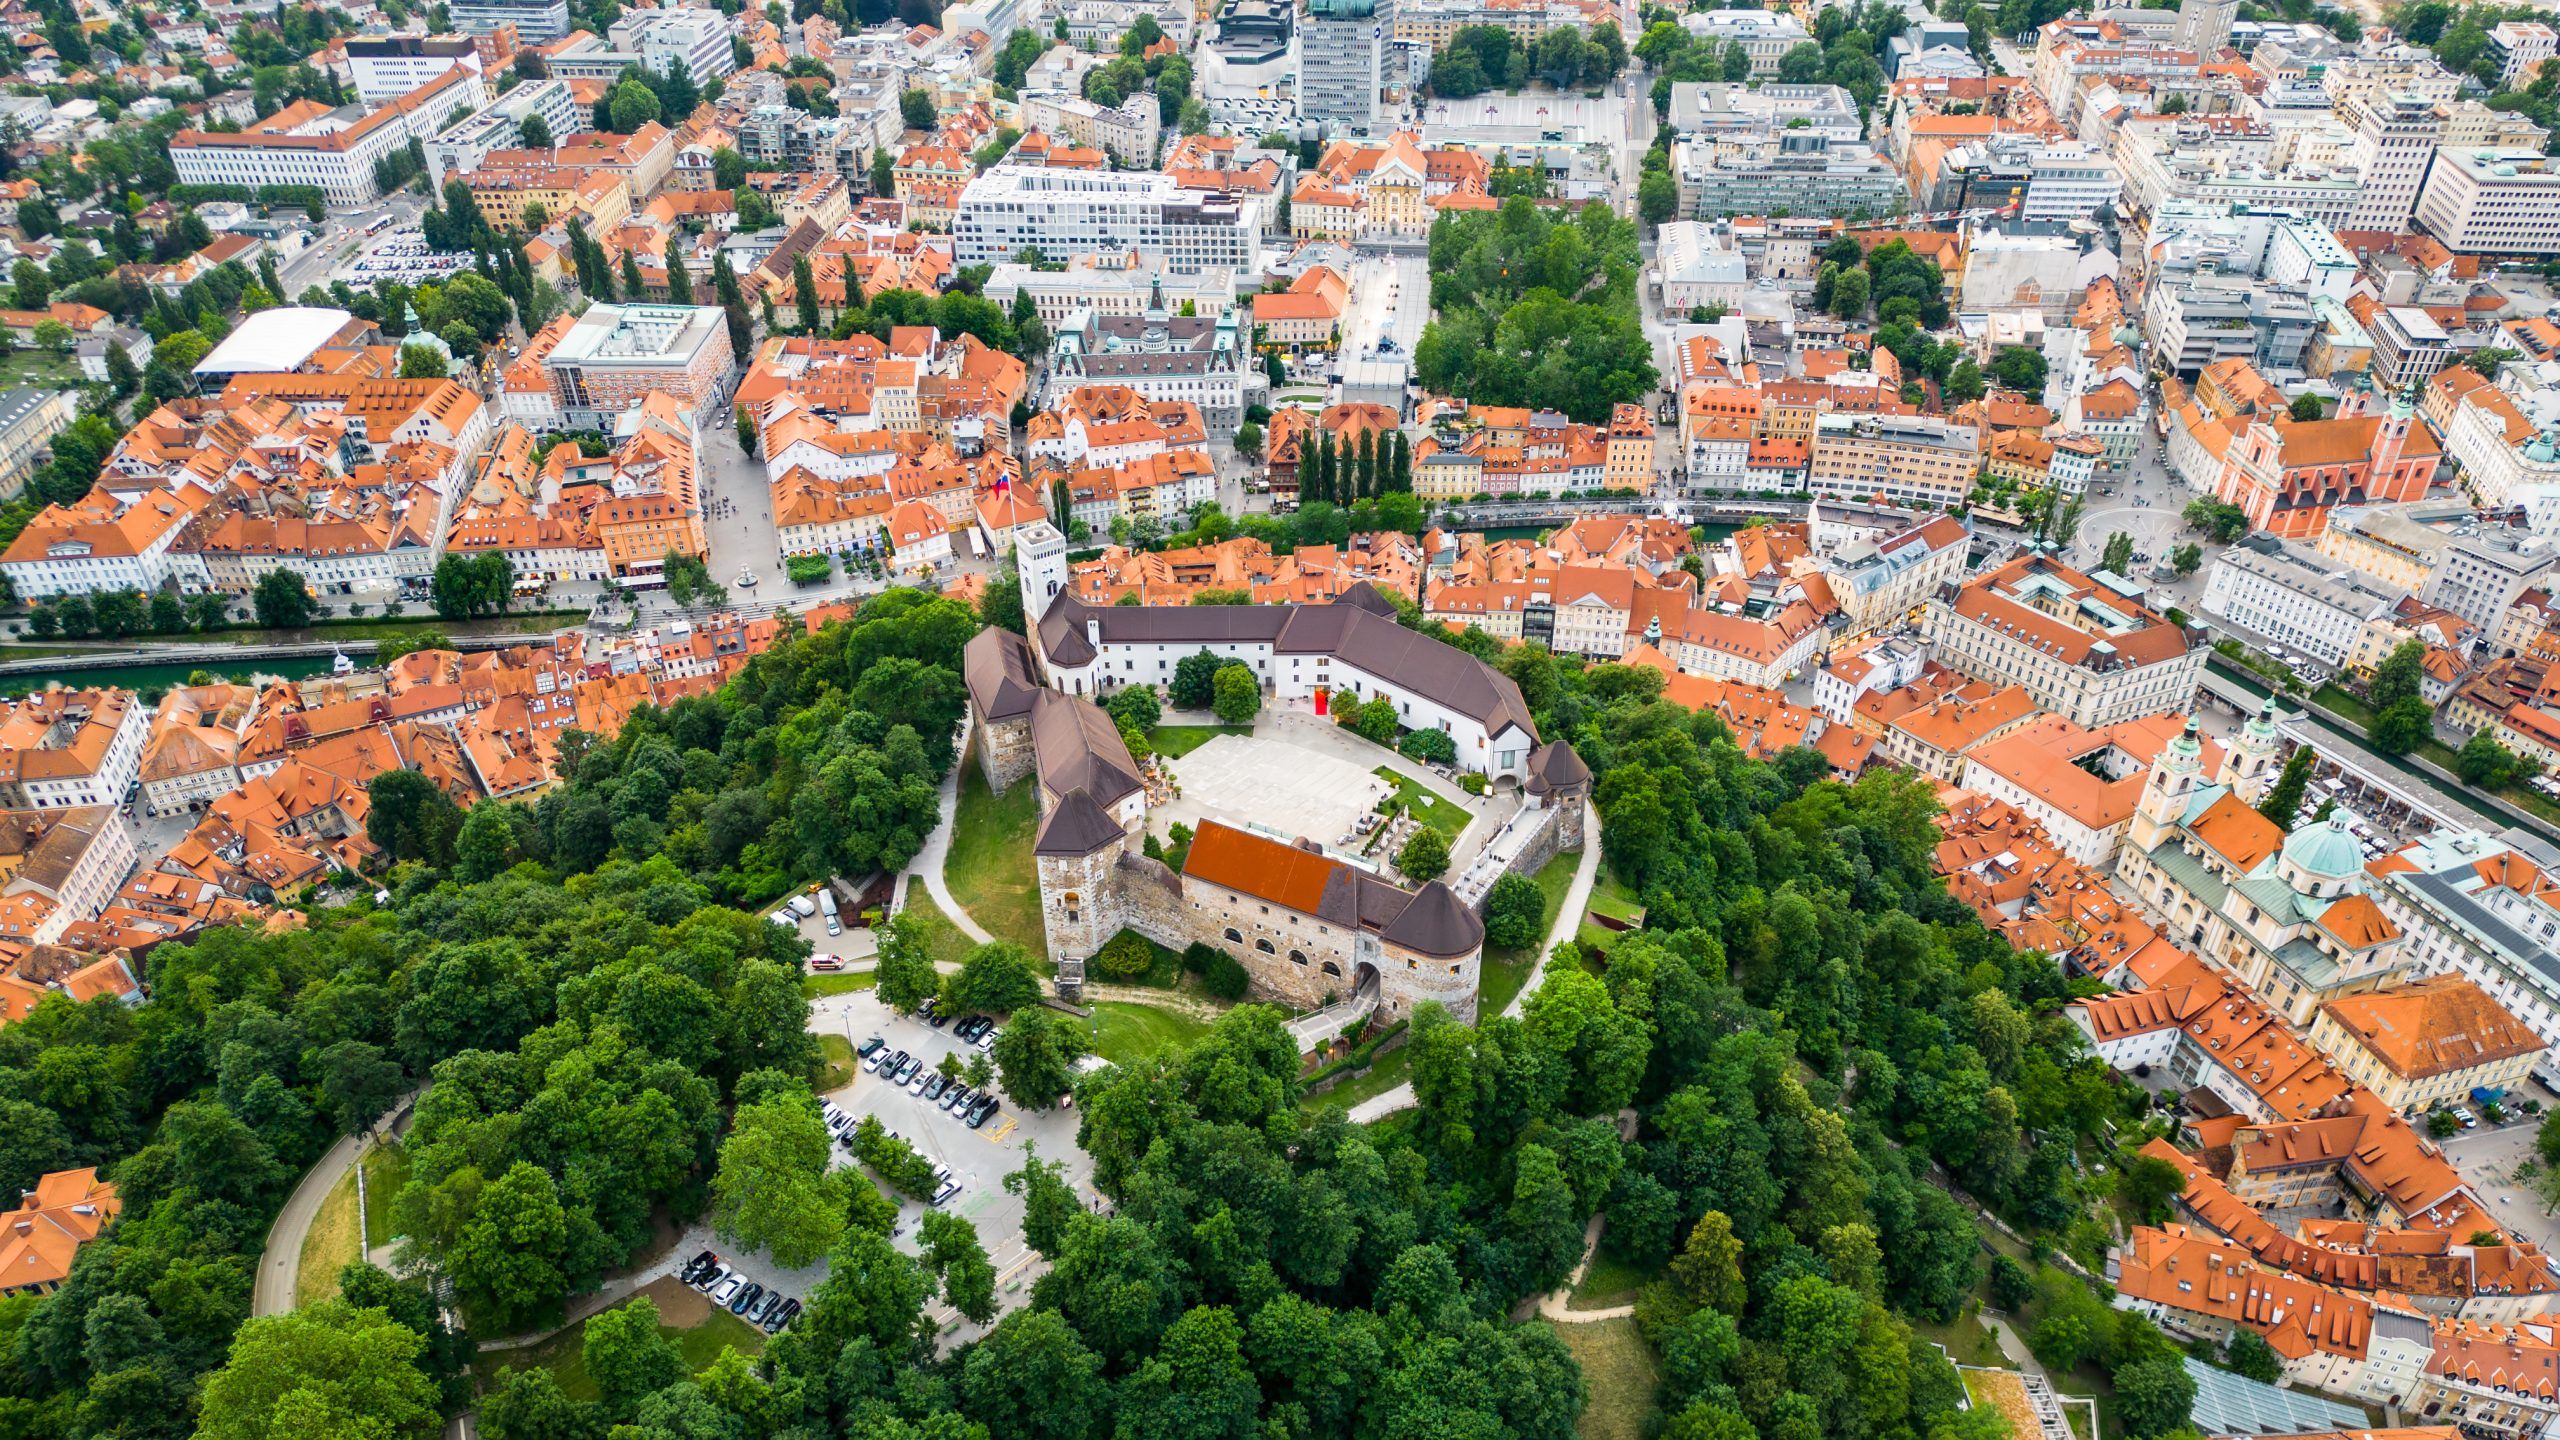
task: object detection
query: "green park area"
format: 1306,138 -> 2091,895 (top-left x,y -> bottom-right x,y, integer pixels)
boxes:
945,768 -> 1047,959
472,1281 -> 764,1402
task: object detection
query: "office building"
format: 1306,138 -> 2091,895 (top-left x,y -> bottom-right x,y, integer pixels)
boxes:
1302,0 -> 1382,135
546,10 -> 738,87
1050,300 -> 1258,428
541,304 -> 735,429
954,166 -> 1262,276
1923,554 -> 2207,728
1671,132 -> 1906,221
2416,148 -> 2560,256
448,0 -> 571,42
1677,9 -> 1809,75
2199,539 -> 2400,668
425,78 -> 582,185
0,389 -> 79,502
170,69 -> 487,209
2491,21 -> 2559,85
2174,0 -> 2236,56
1019,90 -> 1161,162
2369,305 -> 2455,393
345,35 -> 484,107
2420,527 -> 2557,638
2343,90 -> 2444,233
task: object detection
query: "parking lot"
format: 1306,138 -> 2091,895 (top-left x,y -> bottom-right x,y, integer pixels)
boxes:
333,230 -> 476,287
805,988 -> 1102,1344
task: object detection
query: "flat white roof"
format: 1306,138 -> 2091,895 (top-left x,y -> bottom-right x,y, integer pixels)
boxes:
193,307 -> 356,376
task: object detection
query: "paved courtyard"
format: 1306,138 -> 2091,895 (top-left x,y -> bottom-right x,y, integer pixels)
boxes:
2430,1106 -> 2560,1256
1158,733 -> 1397,856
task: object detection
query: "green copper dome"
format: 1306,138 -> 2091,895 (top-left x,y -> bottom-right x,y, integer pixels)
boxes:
2281,813 -> 2363,879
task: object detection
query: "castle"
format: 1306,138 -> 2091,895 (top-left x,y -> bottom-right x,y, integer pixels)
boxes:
961,521 -> 1591,1021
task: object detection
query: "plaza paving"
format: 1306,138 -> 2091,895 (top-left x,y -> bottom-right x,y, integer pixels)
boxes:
1158,733 -> 1397,856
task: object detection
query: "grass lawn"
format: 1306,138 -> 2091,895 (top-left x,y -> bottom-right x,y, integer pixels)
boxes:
899,886 -> 977,969
1909,1308 -> 2008,1369
472,1279 -> 764,1401
1568,1254 -> 1650,1311
296,1166 -> 363,1307
818,1034 -> 859,1090
1372,767 -> 1472,837
0,349 -> 85,391
360,1142 -> 410,1247
1078,1001 -> 1214,1066
1479,849 -> 1582,1017
1553,1315 -> 1658,1440
945,767 -> 1047,958
1577,873 -> 1645,951
803,971 -> 878,998
1150,723 -> 1251,758
1304,1040 -> 1412,1113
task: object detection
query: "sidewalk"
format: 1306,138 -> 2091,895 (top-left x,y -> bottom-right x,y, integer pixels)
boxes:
908,715 -> 994,945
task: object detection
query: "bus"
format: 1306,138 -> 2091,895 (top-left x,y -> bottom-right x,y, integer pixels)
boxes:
363,214 -> 396,236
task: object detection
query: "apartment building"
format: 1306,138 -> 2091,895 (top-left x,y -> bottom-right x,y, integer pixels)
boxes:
1019,90 -> 1161,163
1957,712 -> 2192,869
2309,976 -> 2544,1116
2420,528 -> 2557,639
424,78 -> 584,185
1822,512 -> 1972,640
1806,413 -> 1979,510
449,0 -> 570,41
2370,829 -> 2560,1091
0,690 -> 150,811
1924,554 -> 2208,728
0,1170 -> 120,1297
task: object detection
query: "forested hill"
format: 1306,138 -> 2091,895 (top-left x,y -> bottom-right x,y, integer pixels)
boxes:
0,591 -> 2183,1440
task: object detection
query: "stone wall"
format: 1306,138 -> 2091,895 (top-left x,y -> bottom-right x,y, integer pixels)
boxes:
976,713 -> 1036,794
1495,800 -> 1573,901
1037,842 -> 1130,970
1379,937 -> 1479,1025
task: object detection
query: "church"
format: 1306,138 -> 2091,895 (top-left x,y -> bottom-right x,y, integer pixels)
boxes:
961,524 -> 1592,1019
2115,704 -> 2407,1025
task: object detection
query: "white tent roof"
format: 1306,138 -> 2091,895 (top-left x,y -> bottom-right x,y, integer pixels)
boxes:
192,307 -> 356,376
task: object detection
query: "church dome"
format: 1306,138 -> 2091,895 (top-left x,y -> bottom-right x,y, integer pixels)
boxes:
2280,814 -> 2363,881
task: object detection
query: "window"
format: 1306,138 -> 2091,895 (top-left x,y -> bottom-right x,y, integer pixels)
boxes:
1320,960 -> 1341,977
1224,927 -> 1242,943
1256,938 -> 1276,954
1289,949 -> 1307,965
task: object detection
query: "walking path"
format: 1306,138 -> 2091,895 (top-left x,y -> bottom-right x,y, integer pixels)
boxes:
1345,805 -> 1602,1123
1527,1107 -> 1642,1324
911,717 -> 994,945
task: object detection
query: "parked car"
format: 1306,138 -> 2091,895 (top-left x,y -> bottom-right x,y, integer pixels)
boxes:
933,1180 -> 963,1207
974,1028 -> 998,1052
893,1055 -> 920,1084
711,1276 -> 744,1306
967,1097 -> 1001,1129
810,955 -> 843,972
787,894 -> 818,919
943,1085 -> 971,1113
921,1073 -> 947,1102
679,1251 -> 717,1284
750,1292 -> 782,1326
767,1298 -> 800,1334
731,1283 -> 764,1317
857,1036 -> 885,1059
697,1263 -> 733,1294
907,1065 -> 932,1095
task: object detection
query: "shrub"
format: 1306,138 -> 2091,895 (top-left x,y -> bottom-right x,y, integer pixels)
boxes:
1399,728 -> 1458,764
1483,871 -> 1545,950
1094,931 -> 1156,979
1198,949 -> 1250,1001
1459,773 -> 1488,795
785,553 -> 830,584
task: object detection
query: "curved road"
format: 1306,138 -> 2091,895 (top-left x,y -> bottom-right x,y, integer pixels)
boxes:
1348,805 -> 1603,1123
253,1129 -> 372,1318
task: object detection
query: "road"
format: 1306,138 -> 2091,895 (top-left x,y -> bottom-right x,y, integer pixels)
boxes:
276,189 -> 431,303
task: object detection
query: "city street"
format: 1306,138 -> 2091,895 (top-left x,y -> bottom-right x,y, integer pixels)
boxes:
697,390 -> 784,591
275,188 -> 431,302
1341,252 -> 1429,362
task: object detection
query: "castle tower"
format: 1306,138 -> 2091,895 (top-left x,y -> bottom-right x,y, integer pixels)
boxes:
2215,700 -> 2284,801
1015,519 -> 1070,625
2130,717 -> 2207,854
1033,787 -> 1132,1000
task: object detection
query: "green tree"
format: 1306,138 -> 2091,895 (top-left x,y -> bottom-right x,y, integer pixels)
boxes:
1639,169 -> 1679,226
447,1160 -> 577,1332
1210,663 -> 1260,725
1669,1210 -> 1747,1316
947,940 -> 1043,1016
367,769 -> 463,867
919,1210 -> 998,1323
2257,746 -> 2315,827
1171,649 -> 1224,710
252,567 -> 313,629
794,253 -> 822,334
992,1005 -> 1082,1108
582,1295 -> 683,1417
902,88 -> 938,130
663,234 -> 693,305
2171,543 -> 2202,575
455,802 -> 518,882
609,79 -> 661,131
2224,1328 -> 2283,1383
712,1089 -> 846,1268
2288,393 -> 2324,421
1942,358 -> 1985,405
2457,732 -> 2524,789
874,909 -> 940,1014
193,1301 -> 439,1440
2113,1354 -> 2198,1438
2099,532 -> 2134,575
2182,497 -> 2248,542
518,113 -> 554,149
1482,870 -> 1546,950
2372,639 -> 2427,709
2372,698 -> 2435,755
1104,683 -> 1162,733
397,342 -> 448,378
1990,345 -> 2047,392
1828,267 -> 1870,319
1396,826 -> 1451,883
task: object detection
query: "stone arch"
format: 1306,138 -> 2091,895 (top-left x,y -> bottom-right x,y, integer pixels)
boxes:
1320,960 -> 1342,977
1225,927 -> 1243,943
1289,949 -> 1308,965
1256,938 -> 1276,954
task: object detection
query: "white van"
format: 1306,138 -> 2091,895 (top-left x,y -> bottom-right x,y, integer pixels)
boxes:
788,894 -> 818,919
817,888 -> 842,936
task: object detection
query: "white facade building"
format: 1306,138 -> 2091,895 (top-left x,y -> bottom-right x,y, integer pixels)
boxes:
954,167 -> 1261,276
2201,541 -> 2403,667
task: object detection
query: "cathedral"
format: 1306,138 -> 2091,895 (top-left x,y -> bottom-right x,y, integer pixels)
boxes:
2116,704 -> 2407,1025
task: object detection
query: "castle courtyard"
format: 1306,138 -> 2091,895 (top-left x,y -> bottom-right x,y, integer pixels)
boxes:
1151,712 -> 1510,874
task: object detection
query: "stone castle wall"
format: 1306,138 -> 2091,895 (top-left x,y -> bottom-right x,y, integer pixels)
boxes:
1037,844 -> 1130,966
977,713 -> 1036,794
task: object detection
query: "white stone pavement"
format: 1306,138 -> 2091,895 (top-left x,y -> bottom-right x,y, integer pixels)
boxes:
909,714 -> 995,945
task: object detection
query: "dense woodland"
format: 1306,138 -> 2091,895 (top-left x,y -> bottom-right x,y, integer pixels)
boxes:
0,585 -> 2190,1440
1414,197 -> 1660,425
